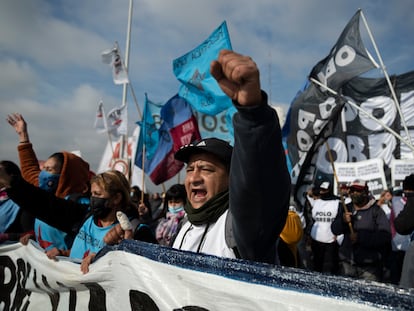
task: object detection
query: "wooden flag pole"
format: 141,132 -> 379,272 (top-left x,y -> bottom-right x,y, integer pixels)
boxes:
141,144 -> 146,203
324,141 -> 354,234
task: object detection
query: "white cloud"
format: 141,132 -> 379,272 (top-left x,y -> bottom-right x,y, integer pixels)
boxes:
0,59 -> 38,99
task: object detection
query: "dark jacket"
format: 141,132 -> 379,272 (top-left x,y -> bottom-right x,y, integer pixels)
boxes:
331,200 -> 391,265
230,92 -> 291,264
6,179 -> 89,234
394,193 -> 414,236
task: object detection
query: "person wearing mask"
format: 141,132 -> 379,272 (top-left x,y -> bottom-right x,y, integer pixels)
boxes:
7,113 -> 91,259
156,184 -> 187,246
71,170 -> 132,273
104,49 -> 291,264
306,180 -> 340,274
0,160 -> 34,244
0,165 -> 132,274
331,179 -> 391,281
129,185 -> 157,243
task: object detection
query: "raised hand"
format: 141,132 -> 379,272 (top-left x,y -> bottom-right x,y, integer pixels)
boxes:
210,50 -> 262,106
6,113 -> 30,143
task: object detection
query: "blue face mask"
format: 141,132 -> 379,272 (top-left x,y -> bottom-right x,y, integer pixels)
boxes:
168,205 -> 184,214
38,170 -> 60,193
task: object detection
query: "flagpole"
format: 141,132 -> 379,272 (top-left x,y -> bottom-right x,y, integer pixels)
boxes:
141,144 -> 146,202
119,0 -> 134,177
128,82 -> 142,119
310,77 -> 414,153
122,0 -> 133,109
324,141 -> 354,234
360,10 -> 412,149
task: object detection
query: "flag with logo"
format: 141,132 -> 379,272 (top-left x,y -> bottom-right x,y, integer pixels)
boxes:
173,21 -> 233,116
101,41 -> 129,85
106,104 -> 128,137
283,9 -> 381,205
309,9 -> 378,91
136,94 -> 163,163
135,94 -> 201,185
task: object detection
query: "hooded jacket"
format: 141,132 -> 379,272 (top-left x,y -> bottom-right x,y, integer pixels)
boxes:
17,143 -> 90,198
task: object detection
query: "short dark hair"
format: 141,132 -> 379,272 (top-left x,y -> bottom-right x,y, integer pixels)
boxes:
165,184 -> 187,203
403,174 -> 414,191
48,152 -> 64,172
0,160 -> 21,177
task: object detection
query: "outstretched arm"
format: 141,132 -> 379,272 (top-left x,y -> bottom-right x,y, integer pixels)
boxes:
211,50 -> 290,264
0,163 -> 88,233
6,113 -> 41,185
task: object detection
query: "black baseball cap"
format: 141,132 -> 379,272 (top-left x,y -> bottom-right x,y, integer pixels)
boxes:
174,138 -> 233,167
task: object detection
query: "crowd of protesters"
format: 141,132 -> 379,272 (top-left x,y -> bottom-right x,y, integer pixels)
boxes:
297,177 -> 414,287
1,48 -> 413,289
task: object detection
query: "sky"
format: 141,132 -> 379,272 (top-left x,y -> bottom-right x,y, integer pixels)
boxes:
1,0 -> 413,192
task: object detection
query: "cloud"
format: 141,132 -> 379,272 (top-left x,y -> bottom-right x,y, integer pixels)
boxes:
0,59 -> 38,99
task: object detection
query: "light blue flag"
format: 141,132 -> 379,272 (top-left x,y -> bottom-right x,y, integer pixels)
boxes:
173,21 -> 233,116
136,94 -> 162,167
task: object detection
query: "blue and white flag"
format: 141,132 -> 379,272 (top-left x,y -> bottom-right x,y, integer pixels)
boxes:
136,94 -> 163,163
173,21 -> 233,116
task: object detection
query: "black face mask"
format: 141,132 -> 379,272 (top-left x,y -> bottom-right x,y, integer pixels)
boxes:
90,197 -> 112,219
350,192 -> 369,206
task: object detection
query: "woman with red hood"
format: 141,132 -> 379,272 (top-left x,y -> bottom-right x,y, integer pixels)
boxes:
7,113 -> 91,259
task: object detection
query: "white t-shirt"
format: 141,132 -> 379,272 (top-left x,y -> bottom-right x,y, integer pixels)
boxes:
172,210 -> 236,259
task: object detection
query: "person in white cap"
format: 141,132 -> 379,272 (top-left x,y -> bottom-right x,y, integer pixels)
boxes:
305,179 -> 340,274
331,179 -> 391,281
104,50 -> 291,264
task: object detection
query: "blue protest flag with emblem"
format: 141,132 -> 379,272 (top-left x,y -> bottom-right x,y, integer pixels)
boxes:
135,94 -> 162,170
173,21 -> 233,116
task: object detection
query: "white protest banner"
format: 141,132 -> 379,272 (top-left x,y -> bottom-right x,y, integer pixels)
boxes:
1,240 -> 412,310
334,158 -> 387,198
390,159 -> 414,188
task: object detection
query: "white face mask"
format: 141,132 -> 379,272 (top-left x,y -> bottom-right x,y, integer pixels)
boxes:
168,205 -> 184,214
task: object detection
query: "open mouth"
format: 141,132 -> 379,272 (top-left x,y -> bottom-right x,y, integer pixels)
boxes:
192,189 -> 207,198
